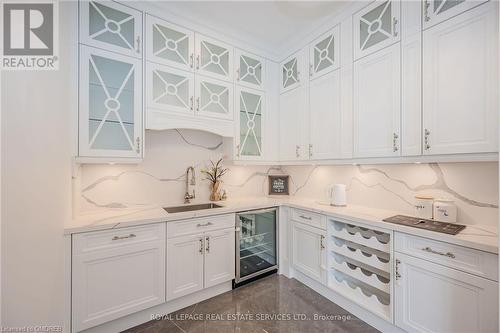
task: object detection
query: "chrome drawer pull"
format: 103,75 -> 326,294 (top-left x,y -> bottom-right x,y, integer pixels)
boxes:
299,215 -> 312,220
196,222 -> 213,227
422,246 -> 456,259
112,234 -> 136,241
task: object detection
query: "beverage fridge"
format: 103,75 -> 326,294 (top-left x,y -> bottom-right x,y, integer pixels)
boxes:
234,208 -> 278,287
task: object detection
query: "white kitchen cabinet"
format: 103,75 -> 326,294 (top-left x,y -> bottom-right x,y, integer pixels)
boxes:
291,221 -> 326,284
195,75 -> 233,120
353,0 -> 400,60
423,2 -> 498,155
235,87 -> 265,159
280,49 -> 307,93
353,43 -> 400,158
72,224 -> 165,332
146,62 -> 194,116
195,34 -> 233,82
79,45 -> 143,158
145,14 -> 195,71
235,49 -> 265,90
423,0 -> 489,29
166,234 -> 204,301
395,252 -> 498,333
309,69 -> 342,160
309,26 -> 340,79
79,0 -> 142,58
204,228 -> 236,288
279,86 -> 308,161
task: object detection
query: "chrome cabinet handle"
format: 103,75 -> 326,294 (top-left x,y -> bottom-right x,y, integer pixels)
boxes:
190,53 -> 194,68
236,68 -> 240,81
299,215 -> 312,220
196,97 -> 200,111
196,55 -> 200,70
190,96 -> 194,111
422,246 -> 456,259
393,133 -> 399,152
199,238 -> 204,254
309,63 -> 313,77
308,143 -> 313,158
424,0 -> 431,22
424,129 -> 431,150
136,36 -> 141,53
236,144 -> 240,158
205,236 -> 210,253
112,233 -> 136,241
295,145 -> 300,158
395,259 -> 401,280
196,222 -> 213,227
320,235 -> 325,250
392,17 -> 399,37
136,137 -> 141,154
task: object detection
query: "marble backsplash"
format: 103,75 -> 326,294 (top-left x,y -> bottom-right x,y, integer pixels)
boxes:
75,130 -> 499,230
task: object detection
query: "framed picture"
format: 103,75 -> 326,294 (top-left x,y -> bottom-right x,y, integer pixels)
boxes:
268,175 -> 289,195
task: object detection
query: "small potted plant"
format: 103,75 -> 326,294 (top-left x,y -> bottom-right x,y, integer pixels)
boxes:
201,158 -> 228,201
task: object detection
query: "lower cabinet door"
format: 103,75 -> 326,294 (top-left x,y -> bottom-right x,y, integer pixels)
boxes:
395,252 -> 498,333
72,242 -> 165,332
204,228 -> 235,288
167,234 -> 204,301
291,221 -> 326,284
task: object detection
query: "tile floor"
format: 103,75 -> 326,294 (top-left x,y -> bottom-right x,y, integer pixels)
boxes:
124,275 -> 379,333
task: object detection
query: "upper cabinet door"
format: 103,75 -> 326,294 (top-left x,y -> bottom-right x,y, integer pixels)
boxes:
423,2 -> 498,155
195,75 -> 233,120
279,86 -> 308,161
309,26 -> 340,80
195,34 -> 233,82
353,0 -> 401,60
353,43 -> 401,158
235,49 -> 265,90
280,51 -> 303,93
80,1 -> 142,58
146,62 -> 194,116
145,15 -> 194,71
236,87 -> 265,160
79,46 -> 142,158
423,0 -> 489,29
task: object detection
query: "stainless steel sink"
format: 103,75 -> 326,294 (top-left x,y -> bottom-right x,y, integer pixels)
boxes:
163,203 -> 223,213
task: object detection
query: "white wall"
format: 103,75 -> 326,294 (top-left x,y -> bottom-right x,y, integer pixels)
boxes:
1,2 -> 74,329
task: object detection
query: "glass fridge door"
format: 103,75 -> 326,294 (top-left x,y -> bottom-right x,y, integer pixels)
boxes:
237,208 -> 277,281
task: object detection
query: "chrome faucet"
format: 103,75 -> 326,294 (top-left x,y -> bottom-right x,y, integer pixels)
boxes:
184,166 -> 196,203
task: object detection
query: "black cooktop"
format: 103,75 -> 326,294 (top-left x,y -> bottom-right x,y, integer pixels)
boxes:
383,215 -> 466,235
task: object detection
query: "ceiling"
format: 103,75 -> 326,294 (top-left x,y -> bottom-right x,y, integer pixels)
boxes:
152,1 -> 352,59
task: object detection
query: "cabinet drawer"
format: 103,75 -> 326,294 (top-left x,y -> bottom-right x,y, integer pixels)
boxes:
290,208 -> 326,230
167,214 -> 235,238
73,223 -> 166,255
395,232 -> 498,281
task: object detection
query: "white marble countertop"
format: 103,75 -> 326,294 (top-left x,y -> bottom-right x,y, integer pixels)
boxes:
66,197 -> 499,254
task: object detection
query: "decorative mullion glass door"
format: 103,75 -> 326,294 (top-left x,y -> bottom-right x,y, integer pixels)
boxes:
422,0 -> 488,29
195,75 -> 233,120
146,62 -> 194,116
353,0 -> 401,60
80,0 -> 142,58
79,46 -> 142,158
280,51 -> 302,93
195,34 -> 233,82
236,87 -> 265,160
145,14 -> 194,71
309,26 -> 340,80
235,49 -> 265,90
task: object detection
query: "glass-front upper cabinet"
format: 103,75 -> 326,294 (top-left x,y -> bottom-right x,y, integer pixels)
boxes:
423,0 -> 488,29
195,34 -> 233,82
145,14 -> 194,71
353,0 -> 400,60
79,46 -> 142,158
195,76 -> 233,120
146,62 -> 194,116
309,26 -> 340,79
236,87 -> 264,159
280,49 -> 305,93
79,0 -> 142,58
235,49 -> 265,90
